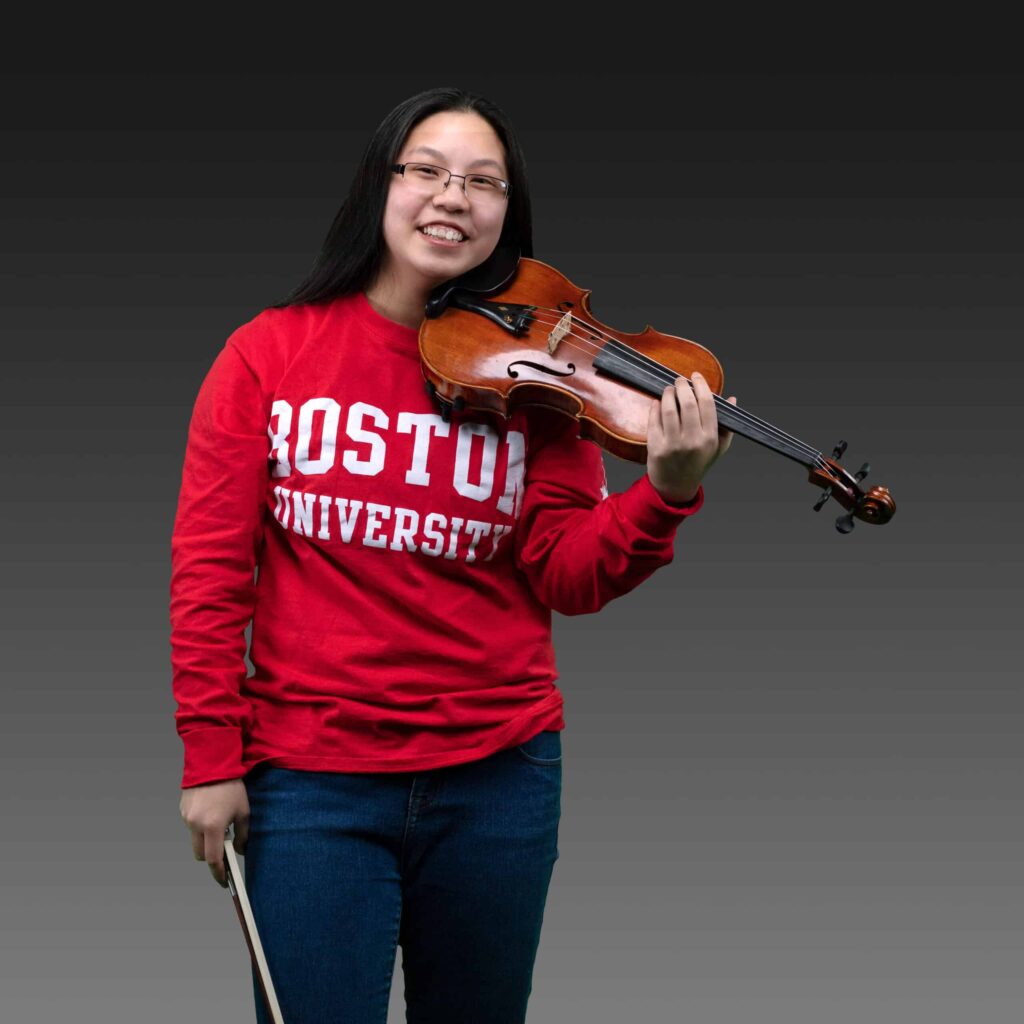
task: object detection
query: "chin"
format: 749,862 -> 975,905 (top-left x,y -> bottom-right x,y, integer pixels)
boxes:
415,252 -> 479,282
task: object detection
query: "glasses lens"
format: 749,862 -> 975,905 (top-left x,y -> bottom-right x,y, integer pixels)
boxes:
465,173 -> 508,201
404,163 -> 446,191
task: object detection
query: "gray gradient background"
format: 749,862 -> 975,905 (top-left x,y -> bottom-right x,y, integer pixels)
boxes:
3,69 -> 1021,1022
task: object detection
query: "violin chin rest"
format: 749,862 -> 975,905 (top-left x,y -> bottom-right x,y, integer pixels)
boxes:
425,244 -> 521,318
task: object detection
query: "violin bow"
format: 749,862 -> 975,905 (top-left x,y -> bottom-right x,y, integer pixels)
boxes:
223,825 -> 286,1024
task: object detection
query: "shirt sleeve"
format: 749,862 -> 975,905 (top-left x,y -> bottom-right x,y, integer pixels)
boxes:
513,408 -> 704,616
169,338 -> 269,789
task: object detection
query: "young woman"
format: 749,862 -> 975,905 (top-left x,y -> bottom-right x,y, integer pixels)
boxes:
172,85 -> 736,1024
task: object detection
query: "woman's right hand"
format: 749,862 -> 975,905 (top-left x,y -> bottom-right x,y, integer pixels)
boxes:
180,779 -> 250,889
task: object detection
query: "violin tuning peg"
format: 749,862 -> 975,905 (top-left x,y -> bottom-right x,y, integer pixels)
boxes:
854,462 -> 870,482
832,440 -> 848,460
452,395 -> 466,413
813,485 -> 833,512
835,512 -> 856,534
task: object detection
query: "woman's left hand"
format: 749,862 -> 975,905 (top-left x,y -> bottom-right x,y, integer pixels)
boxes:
646,371 -> 737,504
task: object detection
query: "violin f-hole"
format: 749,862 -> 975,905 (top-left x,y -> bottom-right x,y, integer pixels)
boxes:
507,360 -> 577,379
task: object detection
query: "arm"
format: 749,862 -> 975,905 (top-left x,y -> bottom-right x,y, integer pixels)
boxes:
170,339 -> 269,789
513,409 -> 704,617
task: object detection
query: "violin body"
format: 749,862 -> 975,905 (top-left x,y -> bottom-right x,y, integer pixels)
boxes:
419,254 -> 895,532
419,257 -> 722,463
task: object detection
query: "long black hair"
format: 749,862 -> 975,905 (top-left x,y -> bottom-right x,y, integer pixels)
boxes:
268,87 -> 533,309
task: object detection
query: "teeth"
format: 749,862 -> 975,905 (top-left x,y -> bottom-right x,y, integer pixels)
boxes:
421,225 -> 465,241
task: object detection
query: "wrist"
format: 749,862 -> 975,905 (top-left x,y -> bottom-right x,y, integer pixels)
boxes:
651,480 -> 700,506
664,492 -> 699,507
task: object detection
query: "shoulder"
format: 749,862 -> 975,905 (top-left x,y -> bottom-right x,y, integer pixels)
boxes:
225,303 -> 317,362
223,298 -> 351,380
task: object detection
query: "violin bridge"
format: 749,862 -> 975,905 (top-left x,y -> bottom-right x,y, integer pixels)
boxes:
547,311 -> 571,355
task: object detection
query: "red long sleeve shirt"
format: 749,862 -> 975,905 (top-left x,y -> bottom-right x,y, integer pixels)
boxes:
169,291 -> 704,788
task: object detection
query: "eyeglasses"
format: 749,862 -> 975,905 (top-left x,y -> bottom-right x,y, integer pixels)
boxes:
391,162 -> 511,203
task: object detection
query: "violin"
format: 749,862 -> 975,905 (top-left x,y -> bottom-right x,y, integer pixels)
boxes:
419,248 -> 896,534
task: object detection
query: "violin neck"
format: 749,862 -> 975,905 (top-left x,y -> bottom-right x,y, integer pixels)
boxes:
592,343 -> 819,468
713,396 -> 820,469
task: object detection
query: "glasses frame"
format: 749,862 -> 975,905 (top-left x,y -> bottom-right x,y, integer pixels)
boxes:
391,162 -> 511,202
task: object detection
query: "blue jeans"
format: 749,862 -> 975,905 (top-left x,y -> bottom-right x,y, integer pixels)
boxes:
243,728 -> 562,1024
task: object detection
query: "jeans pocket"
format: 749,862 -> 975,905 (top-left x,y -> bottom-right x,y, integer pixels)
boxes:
515,729 -> 563,766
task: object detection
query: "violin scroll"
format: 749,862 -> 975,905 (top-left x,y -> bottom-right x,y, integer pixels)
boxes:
809,440 -> 896,533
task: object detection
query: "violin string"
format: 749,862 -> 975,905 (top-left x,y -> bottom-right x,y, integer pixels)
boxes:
524,307 -> 807,447
528,307 -> 825,467
523,305 -> 828,469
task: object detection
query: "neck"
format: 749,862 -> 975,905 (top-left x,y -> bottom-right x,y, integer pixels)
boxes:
364,270 -> 432,330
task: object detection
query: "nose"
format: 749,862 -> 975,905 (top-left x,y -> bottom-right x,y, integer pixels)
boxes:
433,176 -> 471,211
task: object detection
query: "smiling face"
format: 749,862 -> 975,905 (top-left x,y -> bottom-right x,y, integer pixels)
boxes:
374,110 -> 509,311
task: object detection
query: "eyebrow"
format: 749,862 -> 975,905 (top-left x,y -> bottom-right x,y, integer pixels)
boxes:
405,146 -> 506,176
